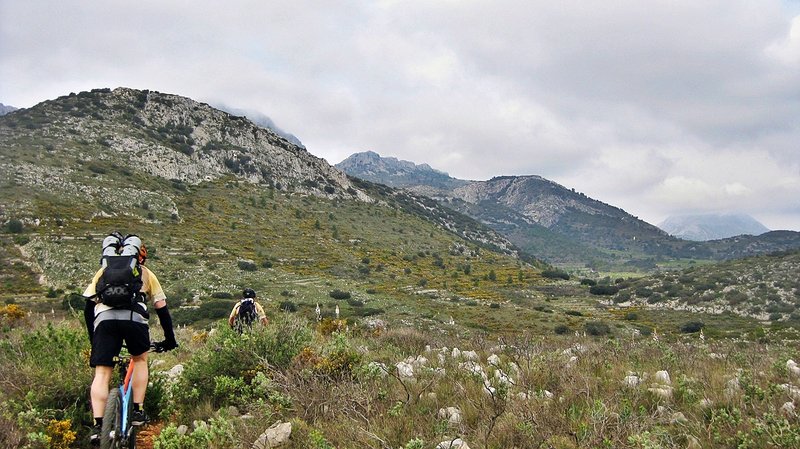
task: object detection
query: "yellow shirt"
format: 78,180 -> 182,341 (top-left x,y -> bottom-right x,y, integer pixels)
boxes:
229,300 -> 266,321
84,265 -> 166,316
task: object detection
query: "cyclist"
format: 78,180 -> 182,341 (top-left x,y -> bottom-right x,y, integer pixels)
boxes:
228,288 -> 268,331
83,233 -> 178,445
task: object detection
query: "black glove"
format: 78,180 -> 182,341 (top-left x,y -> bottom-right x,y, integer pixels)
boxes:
83,298 -> 96,342
155,305 -> 177,350
152,340 -> 178,353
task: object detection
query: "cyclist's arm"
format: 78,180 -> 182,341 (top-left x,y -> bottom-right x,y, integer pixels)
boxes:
256,303 -> 268,325
228,303 -> 239,326
82,268 -> 104,341
144,268 -> 177,349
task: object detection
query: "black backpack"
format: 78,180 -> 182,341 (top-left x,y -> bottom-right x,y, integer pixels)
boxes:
96,255 -> 143,308
235,298 -> 258,329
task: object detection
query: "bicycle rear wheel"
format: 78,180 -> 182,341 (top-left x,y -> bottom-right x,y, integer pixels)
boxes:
100,389 -> 121,449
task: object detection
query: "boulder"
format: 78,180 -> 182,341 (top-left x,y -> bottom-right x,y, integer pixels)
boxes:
252,421 -> 292,449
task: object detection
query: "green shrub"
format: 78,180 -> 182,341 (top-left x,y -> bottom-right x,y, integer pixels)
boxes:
237,260 -> 257,271
679,321 -> 704,333
5,219 -> 23,234
0,323 -> 92,430
280,301 -> 298,312
329,290 -> 351,300
542,269 -> 570,280
173,300 -> 231,326
589,285 -> 619,296
554,324 -> 571,335
565,310 -> 583,316
154,414 -> 237,449
584,321 -> 611,336
211,292 -> 233,299
173,317 -> 311,416
580,278 -> 597,286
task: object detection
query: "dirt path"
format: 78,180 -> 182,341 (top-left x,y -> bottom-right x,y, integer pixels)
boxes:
136,421 -> 163,449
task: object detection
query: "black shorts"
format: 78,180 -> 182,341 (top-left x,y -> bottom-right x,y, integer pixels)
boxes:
90,320 -> 151,367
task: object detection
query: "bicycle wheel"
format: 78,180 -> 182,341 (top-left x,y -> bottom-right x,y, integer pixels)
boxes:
100,389 -> 121,449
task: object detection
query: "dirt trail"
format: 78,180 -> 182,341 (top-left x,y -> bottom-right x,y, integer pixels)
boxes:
136,422 -> 162,449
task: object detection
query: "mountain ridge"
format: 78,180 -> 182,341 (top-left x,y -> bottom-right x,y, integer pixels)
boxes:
337,151 -> 800,268
0,87 -> 525,275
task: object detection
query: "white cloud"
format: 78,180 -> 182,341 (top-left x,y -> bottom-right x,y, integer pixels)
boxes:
766,14 -> 800,66
1,0 -> 799,230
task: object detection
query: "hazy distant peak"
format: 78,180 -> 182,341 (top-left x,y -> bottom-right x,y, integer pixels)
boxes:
659,213 -> 769,241
212,103 -> 304,148
0,103 -> 18,116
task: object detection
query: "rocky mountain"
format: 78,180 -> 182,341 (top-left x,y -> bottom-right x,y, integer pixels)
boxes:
0,88 -> 525,289
659,213 -> 770,241
0,103 -> 18,115
337,152 -> 800,268
336,151 -> 469,190
0,88 -> 361,203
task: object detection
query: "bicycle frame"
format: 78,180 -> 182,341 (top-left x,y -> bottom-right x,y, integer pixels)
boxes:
117,357 -> 135,440
102,354 -> 137,449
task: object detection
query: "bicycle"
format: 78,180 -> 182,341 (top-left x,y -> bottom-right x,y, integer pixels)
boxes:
100,344 -> 164,449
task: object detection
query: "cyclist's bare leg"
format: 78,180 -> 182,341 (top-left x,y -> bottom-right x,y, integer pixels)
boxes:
131,352 -> 148,404
90,366 -> 114,417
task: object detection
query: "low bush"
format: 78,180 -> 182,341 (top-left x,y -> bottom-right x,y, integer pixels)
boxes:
173,316 -> 311,417
584,321 -> 612,336
554,324 -> 571,335
329,289 -> 351,300
279,301 -> 298,312
541,269 -> 570,280
173,300 -> 231,326
0,323 -> 92,440
590,285 -> 620,296
680,321 -> 705,333
237,260 -> 257,271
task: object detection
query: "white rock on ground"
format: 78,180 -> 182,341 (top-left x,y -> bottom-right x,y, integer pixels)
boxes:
654,370 -> 671,385
437,407 -> 463,425
780,401 -> 796,418
252,421 -> 292,449
436,438 -> 470,449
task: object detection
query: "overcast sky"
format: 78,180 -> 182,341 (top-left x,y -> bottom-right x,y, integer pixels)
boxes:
2,1 -> 799,230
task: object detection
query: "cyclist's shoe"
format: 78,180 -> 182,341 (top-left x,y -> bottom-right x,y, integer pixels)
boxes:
89,425 -> 101,446
131,409 -> 149,426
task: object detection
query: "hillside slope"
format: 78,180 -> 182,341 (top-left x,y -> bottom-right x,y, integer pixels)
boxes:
612,249 -> 800,323
0,87 -> 555,332
338,152 -> 800,269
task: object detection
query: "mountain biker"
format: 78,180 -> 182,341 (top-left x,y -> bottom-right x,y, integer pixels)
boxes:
82,233 -> 178,445
228,288 -> 268,331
